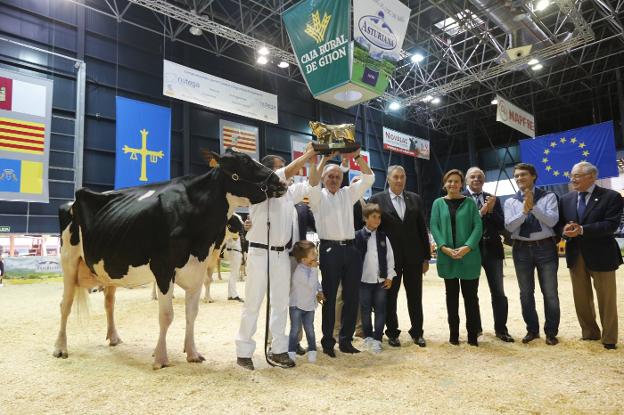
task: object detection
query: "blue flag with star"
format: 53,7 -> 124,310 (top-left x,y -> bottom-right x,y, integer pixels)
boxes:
115,97 -> 171,189
519,121 -> 618,186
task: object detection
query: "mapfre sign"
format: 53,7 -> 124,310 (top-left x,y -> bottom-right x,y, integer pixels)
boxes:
496,95 -> 535,137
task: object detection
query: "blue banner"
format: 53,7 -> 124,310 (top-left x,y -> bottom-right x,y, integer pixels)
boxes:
519,121 -> 618,186
115,97 -> 171,189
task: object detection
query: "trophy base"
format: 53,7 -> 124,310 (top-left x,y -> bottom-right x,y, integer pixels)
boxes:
312,142 -> 361,155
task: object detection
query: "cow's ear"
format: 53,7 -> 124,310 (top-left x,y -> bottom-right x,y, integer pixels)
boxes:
201,149 -> 220,168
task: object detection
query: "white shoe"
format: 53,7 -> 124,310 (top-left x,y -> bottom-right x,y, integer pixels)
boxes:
288,351 -> 297,361
308,351 -> 317,363
363,337 -> 375,351
372,340 -> 382,353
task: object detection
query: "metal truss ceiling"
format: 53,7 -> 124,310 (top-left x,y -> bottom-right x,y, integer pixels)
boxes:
69,0 -> 624,137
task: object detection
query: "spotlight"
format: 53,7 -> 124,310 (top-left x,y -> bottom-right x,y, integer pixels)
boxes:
531,63 -> 544,71
421,95 -> 433,103
189,26 -> 203,36
491,98 -> 498,105
535,0 -> 550,11
388,101 -> 401,111
277,61 -> 289,68
410,53 -> 425,64
258,46 -> 270,56
431,97 -> 441,104
527,58 -> 539,66
257,56 -> 268,65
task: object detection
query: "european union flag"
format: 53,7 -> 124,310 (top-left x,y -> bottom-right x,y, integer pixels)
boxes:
519,121 -> 618,186
115,97 -> 171,189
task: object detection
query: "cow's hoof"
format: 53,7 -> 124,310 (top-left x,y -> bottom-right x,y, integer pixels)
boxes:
152,358 -> 170,370
187,353 -> 206,363
108,337 -> 122,347
53,350 -> 68,359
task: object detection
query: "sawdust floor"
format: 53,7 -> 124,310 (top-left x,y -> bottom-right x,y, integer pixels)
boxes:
0,259 -> 622,414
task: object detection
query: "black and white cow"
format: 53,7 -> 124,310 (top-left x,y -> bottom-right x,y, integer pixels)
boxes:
53,149 -> 286,369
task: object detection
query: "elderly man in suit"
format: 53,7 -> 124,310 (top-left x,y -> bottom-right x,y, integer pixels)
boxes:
369,165 -> 430,347
558,161 -> 621,350
463,167 -> 514,342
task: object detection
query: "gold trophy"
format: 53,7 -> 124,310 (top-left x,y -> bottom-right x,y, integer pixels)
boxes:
309,121 -> 361,155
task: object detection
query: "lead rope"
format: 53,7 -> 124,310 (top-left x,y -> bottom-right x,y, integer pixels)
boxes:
263,195 -> 276,367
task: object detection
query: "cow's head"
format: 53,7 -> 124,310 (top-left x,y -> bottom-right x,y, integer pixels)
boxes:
203,149 -> 287,205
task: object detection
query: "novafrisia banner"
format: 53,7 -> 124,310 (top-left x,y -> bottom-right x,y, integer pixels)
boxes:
352,0 -> 411,95
519,121 -> 618,186
0,68 -> 52,203
283,0 -> 351,97
163,60 -> 278,124
115,97 -> 171,189
382,127 -> 430,160
220,120 -> 259,162
496,95 -> 535,137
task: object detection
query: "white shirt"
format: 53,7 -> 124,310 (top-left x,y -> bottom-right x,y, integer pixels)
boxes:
361,227 -> 396,283
390,190 -> 405,220
467,188 -> 485,217
308,173 -> 374,240
246,168 -> 308,246
289,263 -> 322,311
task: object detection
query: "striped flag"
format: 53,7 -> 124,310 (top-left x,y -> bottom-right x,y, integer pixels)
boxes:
220,120 -> 258,160
0,117 -> 45,155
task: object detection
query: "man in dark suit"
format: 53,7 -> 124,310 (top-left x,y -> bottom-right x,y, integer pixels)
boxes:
369,165 -> 430,347
558,161 -> 621,350
464,167 -> 514,342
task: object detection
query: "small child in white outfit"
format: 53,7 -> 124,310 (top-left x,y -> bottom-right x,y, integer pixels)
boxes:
288,240 -> 324,362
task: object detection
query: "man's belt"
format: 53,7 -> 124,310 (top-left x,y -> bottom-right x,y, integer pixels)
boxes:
512,237 -> 556,247
226,247 -> 243,253
320,239 -> 355,247
249,242 -> 286,252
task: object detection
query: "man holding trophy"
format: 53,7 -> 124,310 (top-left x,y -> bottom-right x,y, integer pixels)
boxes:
307,122 -> 374,356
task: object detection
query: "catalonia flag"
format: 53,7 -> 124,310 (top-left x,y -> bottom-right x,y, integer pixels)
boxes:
115,97 -> 171,189
0,158 -> 43,194
519,121 -> 618,186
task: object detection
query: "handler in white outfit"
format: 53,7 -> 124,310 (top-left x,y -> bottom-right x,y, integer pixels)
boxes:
223,237 -> 243,301
235,144 -> 317,370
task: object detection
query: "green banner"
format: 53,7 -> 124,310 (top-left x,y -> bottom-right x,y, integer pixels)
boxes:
283,0 -> 351,96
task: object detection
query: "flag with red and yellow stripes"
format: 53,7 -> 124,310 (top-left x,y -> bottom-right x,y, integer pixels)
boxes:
220,120 -> 259,160
0,117 -> 45,155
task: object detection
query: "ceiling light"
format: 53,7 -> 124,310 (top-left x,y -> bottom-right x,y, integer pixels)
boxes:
410,53 -> 425,64
256,56 -> 268,65
189,26 -> 203,36
258,46 -> 270,56
277,61 -> 289,68
531,63 -> 544,71
388,101 -> 401,111
535,0 -> 550,11
491,98 -> 498,105
431,97 -> 441,104
527,58 -> 539,66
421,95 -> 433,103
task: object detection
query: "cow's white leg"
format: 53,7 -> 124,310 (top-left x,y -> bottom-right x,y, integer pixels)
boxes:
203,267 -> 214,303
151,282 -> 157,300
153,281 -> 174,370
53,272 -> 76,358
104,286 -> 122,346
217,257 -> 223,280
53,247 -> 80,359
183,284 -> 205,363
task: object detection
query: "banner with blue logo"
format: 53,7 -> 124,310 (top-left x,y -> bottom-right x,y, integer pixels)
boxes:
519,121 -> 618,186
115,97 -> 171,189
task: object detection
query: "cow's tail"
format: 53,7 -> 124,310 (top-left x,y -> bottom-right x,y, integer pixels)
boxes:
73,285 -> 90,324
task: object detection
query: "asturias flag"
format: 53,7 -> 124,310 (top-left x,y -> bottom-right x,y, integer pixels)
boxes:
519,121 -> 618,186
115,97 -> 171,189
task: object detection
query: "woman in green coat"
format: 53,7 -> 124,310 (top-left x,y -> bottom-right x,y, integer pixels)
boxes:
430,169 -> 483,346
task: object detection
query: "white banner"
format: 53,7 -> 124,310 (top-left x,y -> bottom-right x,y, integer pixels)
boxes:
354,0 -> 411,63
163,60 -> 278,124
496,95 -> 535,137
382,127 -> 430,160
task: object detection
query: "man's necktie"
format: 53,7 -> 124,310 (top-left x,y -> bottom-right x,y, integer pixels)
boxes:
396,196 -> 405,220
577,191 -> 588,221
474,192 -> 483,209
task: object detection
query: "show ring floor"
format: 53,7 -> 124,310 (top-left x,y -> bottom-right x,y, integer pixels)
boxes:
0,258 -> 622,414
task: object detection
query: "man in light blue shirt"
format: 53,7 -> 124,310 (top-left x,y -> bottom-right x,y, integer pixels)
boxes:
504,163 -> 561,346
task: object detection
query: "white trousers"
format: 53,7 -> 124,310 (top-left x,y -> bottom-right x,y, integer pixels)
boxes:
225,250 -> 242,298
235,248 -> 291,357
